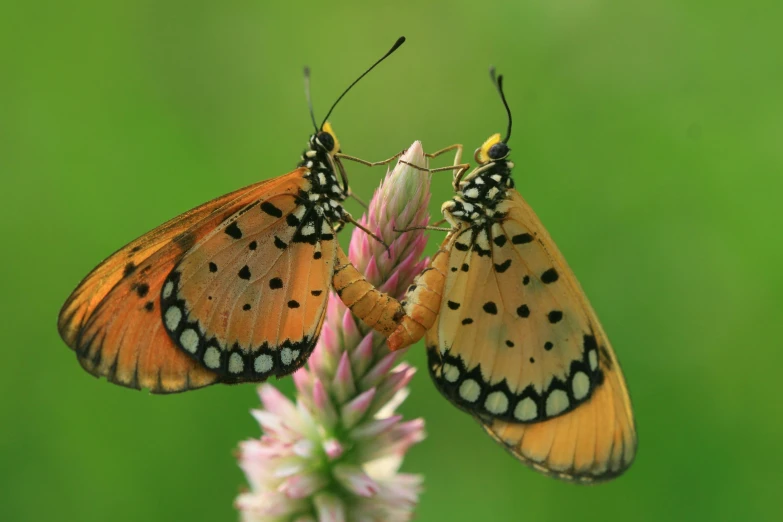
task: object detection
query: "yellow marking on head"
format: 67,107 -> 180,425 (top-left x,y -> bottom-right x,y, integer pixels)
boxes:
322,121 -> 341,153
477,133 -> 502,164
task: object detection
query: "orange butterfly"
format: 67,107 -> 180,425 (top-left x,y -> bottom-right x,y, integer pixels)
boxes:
386,69 -> 637,482
58,38 -> 408,394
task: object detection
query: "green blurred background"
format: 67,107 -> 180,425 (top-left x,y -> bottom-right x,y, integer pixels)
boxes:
2,0 -> 782,520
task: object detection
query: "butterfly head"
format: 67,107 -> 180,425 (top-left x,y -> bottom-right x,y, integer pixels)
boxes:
312,121 -> 341,156
475,133 -> 511,165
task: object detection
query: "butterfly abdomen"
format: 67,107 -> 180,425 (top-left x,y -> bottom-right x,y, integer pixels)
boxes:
387,245 -> 450,351
332,249 -> 405,337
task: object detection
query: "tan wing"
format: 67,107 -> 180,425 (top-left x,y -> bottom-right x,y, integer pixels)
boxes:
58,170 -> 316,393
426,190 -> 635,480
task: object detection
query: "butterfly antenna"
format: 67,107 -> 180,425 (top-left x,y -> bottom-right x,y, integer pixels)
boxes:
320,36 -> 406,129
490,66 -> 512,143
303,67 -> 318,133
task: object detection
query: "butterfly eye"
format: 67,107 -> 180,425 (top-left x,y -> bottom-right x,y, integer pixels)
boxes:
317,131 -> 336,152
487,142 -> 510,160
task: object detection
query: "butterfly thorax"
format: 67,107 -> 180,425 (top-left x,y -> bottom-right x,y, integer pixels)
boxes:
297,140 -> 347,225
444,159 -> 515,227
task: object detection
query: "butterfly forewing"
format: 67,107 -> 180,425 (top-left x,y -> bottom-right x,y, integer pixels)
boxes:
161,184 -> 337,381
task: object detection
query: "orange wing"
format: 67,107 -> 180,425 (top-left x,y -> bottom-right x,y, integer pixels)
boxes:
58,170 -> 314,393
159,182 -> 337,381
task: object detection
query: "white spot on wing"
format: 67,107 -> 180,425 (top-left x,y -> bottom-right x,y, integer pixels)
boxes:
464,188 -> 479,199
255,354 -> 273,373
165,306 -> 182,331
301,223 -> 316,236
484,391 -> 509,414
317,172 -> 327,185
443,364 -> 460,383
476,229 -> 490,251
162,281 -> 174,299
589,349 -> 598,371
280,347 -> 294,366
514,397 -> 538,421
321,221 -> 332,234
204,346 -> 221,369
491,174 -> 502,182
179,328 -> 199,353
572,371 -> 590,400
487,187 -> 499,199
294,206 -> 307,220
229,353 -> 244,374
545,389 -> 569,417
459,379 -> 481,403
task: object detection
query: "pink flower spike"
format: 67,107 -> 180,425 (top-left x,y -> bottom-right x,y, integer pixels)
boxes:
292,368 -> 312,397
314,493 -> 346,522
322,438 -> 343,461
332,351 -> 357,403
279,472 -> 327,499
258,384 -> 297,419
236,142 -> 430,522
312,379 -> 337,429
349,334 -> 374,376
360,352 -> 399,389
350,415 -> 404,440
340,388 -> 377,430
341,308 -> 361,348
333,464 -> 381,498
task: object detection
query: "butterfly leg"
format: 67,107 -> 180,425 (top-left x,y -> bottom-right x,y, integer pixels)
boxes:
334,150 -> 407,205
393,219 -> 452,234
341,211 -> 390,253
332,247 -> 405,337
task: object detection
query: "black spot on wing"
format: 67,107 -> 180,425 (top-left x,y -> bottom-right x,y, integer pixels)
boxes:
248,241 -> 257,251
260,201 -> 283,218
208,262 -> 217,273
473,243 -> 491,257
493,235 -> 507,247
225,222 -> 242,239
461,318 -> 474,325
123,263 -> 136,277
274,236 -> 287,250
517,304 -> 530,318
494,259 -> 511,273
269,278 -> 283,289
447,301 -> 460,310
547,310 -> 563,323
512,233 -> 533,244
287,300 -> 300,309
238,265 -> 252,280
541,268 -> 559,284
483,302 -> 498,315
134,283 -> 149,298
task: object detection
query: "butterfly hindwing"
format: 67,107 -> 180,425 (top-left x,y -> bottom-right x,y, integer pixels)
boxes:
161,186 -> 336,381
